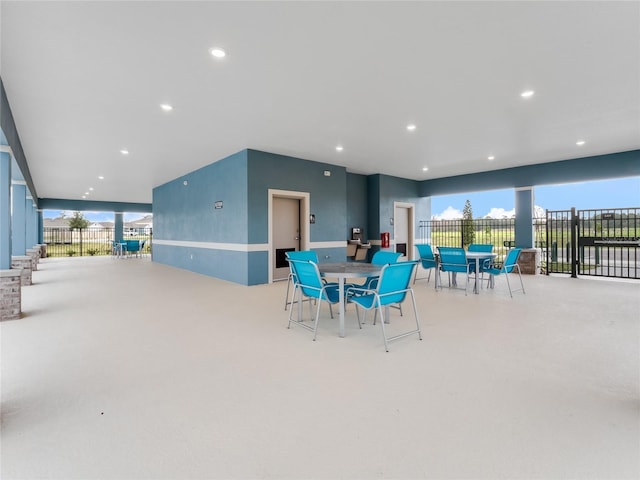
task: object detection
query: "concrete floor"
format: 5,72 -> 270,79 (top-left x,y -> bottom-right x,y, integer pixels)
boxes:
1,256 -> 639,479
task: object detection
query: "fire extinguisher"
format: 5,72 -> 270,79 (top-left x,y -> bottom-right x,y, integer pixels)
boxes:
381,232 -> 390,249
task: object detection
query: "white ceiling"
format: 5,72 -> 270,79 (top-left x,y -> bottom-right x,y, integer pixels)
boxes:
1,1 -> 639,205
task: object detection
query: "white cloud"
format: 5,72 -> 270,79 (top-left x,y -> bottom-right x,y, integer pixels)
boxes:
432,206 -> 462,220
533,205 -> 546,218
484,207 -> 515,219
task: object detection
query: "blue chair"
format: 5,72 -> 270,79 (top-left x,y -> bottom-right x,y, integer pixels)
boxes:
111,240 -> 125,258
125,239 -> 141,257
363,250 -> 403,289
413,244 -> 437,284
484,248 -> 525,297
287,259 -> 361,340
436,246 -> 472,295
348,261 -> 421,352
284,250 -> 319,310
360,250 -> 404,321
285,251 -> 337,318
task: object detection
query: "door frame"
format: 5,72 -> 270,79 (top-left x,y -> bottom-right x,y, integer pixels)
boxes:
268,189 -> 310,283
393,201 -> 415,260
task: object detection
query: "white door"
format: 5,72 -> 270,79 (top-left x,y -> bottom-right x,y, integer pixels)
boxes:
273,197 -> 300,281
394,205 -> 410,258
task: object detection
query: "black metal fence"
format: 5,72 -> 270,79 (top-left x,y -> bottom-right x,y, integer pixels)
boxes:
419,218 -> 520,264
546,207 -> 639,279
43,227 -> 152,257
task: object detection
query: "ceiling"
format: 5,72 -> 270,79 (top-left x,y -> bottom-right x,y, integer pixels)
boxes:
1,1 -> 639,205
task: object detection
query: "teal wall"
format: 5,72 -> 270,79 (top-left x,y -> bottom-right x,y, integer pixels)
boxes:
346,173 -> 369,242
153,149 -> 355,285
366,174 -> 430,258
153,150 -> 250,283
420,150 -> 640,196
247,149 -> 347,244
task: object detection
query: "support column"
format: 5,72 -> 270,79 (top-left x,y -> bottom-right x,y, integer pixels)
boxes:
1,150 -> 21,320
0,150 -> 11,270
11,182 -> 26,256
37,209 -> 44,244
515,187 -> 534,248
115,212 -> 124,241
26,197 -> 36,248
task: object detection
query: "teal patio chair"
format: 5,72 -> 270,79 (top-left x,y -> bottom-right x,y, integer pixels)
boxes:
363,250 -> 403,289
484,248 -> 525,297
284,250 -> 319,311
413,244 -> 437,284
125,239 -> 141,257
285,251 -> 336,318
287,259 -> 361,341
436,246 -> 472,295
347,261 -> 421,352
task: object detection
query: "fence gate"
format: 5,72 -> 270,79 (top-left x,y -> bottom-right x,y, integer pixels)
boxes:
546,207 -> 639,279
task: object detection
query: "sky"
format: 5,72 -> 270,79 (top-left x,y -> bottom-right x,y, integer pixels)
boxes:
432,177 -> 640,219
43,177 -> 640,222
43,211 -> 148,222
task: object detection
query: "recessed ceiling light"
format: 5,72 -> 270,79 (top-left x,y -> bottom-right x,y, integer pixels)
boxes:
488,155 -> 495,161
210,47 -> 226,58
82,196 -> 86,199
160,104 -> 173,112
422,166 -> 429,171
89,187 -> 94,191
98,176 -> 104,180
120,149 -> 129,155
84,192 -> 89,195
407,124 -> 417,131
521,90 -> 535,98
576,140 -> 586,146
335,145 -> 344,152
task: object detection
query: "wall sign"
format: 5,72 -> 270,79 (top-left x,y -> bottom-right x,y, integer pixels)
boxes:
214,201 -> 223,209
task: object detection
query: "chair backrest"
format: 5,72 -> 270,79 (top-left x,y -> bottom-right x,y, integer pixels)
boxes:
287,259 -> 324,300
501,248 -> 522,273
468,243 -> 493,253
415,244 -> 435,260
376,261 -> 418,306
286,250 -> 319,263
415,244 -> 436,268
126,240 -> 140,251
370,251 -> 402,265
437,247 -> 468,271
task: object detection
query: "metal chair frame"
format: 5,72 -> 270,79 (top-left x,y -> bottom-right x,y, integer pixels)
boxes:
348,261 -> 421,352
413,244 -> 437,284
485,248 -> 526,297
436,246 -> 472,295
287,259 -> 360,340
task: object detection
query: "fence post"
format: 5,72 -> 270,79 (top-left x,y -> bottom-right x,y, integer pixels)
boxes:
571,207 -> 578,278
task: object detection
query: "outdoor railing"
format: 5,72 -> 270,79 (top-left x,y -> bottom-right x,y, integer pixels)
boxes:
43,227 -> 152,257
419,218 -> 528,264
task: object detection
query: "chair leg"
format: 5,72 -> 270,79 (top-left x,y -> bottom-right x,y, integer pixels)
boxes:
353,304 -> 362,329
312,299 -> 323,341
517,267 -> 526,294
377,306 -> 390,352
284,274 -> 293,310
409,290 -> 422,341
505,272 -> 513,297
